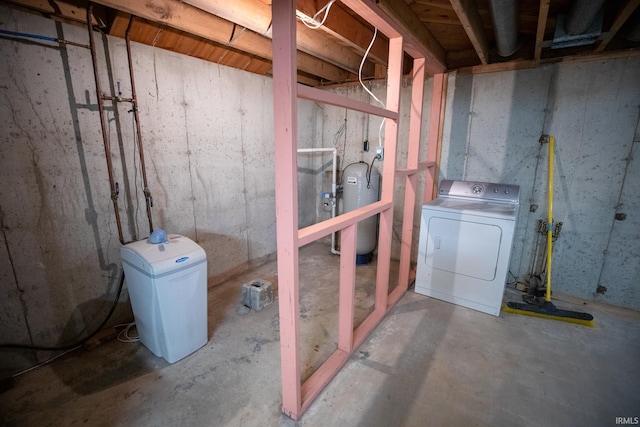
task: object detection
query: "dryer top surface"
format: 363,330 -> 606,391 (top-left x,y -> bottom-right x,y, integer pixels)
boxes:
424,198 -> 519,220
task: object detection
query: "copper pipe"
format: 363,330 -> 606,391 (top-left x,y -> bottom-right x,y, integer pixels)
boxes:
125,16 -> 154,234
87,3 -> 125,244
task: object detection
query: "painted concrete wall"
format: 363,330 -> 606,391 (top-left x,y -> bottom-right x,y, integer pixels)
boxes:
0,6 -> 318,374
441,58 -> 640,310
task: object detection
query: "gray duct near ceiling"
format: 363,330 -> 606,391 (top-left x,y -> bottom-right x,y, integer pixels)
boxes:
488,0 -> 519,57
564,0 -> 607,35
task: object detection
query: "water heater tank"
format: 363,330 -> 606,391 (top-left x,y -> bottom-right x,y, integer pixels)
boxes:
342,162 -> 380,264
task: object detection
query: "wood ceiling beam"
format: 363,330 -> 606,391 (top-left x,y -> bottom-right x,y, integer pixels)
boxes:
109,10 -> 129,37
296,0 -> 388,65
458,48 -> 640,75
4,0 -> 106,26
182,0 -> 375,75
106,8 -> 322,86
595,0 -> 640,52
534,0 -> 550,62
449,0 -> 489,65
341,0 -> 446,74
90,0 -> 350,82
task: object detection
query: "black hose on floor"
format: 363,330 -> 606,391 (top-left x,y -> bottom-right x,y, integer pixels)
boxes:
0,271 -> 126,351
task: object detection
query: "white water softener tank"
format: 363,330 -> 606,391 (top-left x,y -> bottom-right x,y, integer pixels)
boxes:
121,232 -> 207,363
342,162 -> 380,264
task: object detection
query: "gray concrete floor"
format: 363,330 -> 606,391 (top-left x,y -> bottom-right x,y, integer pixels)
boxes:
1,242 -> 639,426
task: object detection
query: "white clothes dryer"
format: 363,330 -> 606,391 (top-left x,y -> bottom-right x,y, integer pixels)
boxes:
415,180 -> 520,316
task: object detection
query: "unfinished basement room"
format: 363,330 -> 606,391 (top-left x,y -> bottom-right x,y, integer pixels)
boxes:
1,0 -> 639,425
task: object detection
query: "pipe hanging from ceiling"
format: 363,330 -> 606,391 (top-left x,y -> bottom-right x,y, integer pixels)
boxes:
564,0 -> 607,35
488,0 -> 519,57
125,17 -> 154,236
87,3 -> 125,245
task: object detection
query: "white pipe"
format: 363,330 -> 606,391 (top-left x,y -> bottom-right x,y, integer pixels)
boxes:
297,148 -> 340,254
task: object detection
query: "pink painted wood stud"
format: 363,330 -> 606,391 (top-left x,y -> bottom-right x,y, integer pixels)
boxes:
272,0 -> 445,420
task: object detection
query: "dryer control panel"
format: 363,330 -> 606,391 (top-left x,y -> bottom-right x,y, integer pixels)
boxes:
438,179 -> 520,203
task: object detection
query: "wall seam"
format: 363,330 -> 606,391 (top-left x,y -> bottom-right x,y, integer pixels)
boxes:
595,57 -> 640,292
518,65 -> 557,276
182,76 -> 199,242
461,76 -> 476,179
0,206 -> 34,347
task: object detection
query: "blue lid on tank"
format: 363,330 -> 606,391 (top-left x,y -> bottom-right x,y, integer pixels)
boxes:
148,229 -> 169,244
121,234 -> 206,276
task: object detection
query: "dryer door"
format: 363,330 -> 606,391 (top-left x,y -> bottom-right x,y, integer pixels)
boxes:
426,217 -> 502,281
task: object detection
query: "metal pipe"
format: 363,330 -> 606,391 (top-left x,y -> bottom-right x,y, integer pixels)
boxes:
0,29 -> 90,49
87,3 -> 125,244
125,17 -> 154,234
488,0 -> 519,57
297,148 -> 339,254
528,219 -> 544,278
565,0 -> 606,35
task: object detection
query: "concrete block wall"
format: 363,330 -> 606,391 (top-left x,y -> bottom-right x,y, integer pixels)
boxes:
0,6 -> 317,374
441,58 -> 640,311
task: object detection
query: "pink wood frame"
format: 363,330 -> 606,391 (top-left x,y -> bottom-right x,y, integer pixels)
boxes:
424,73 -> 447,202
272,0 -> 446,419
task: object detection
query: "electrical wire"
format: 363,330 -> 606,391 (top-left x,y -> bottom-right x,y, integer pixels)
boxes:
340,161 -> 364,185
298,0 -> 337,29
10,346 -> 80,377
366,155 -> 378,189
116,322 -> 139,343
341,158 -> 378,190
358,28 -> 384,108
331,118 -> 347,148
0,271 -> 126,351
507,270 -> 518,286
357,28 -> 386,147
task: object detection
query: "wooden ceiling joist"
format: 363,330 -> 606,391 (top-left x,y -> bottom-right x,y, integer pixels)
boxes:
341,0 -> 447,73
4,0 -> 105,26
595,0 -> 640,52
534,0 -> 550,62
108,10 -> 130,38
296,0 -> 389,65
182,0 -> 376,75
4,0 -> 639,85
449,0 -> 489,65
91,0 -> 350,82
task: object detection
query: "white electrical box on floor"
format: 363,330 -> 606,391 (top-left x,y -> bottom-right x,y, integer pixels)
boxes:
121,233 -> 208,363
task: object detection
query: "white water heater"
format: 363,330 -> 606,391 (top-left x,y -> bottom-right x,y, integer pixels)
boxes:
342,162 -> 380,264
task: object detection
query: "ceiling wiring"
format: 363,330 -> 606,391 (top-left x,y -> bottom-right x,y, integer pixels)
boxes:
358,27 -> 386,146
297,0 -> 337,29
